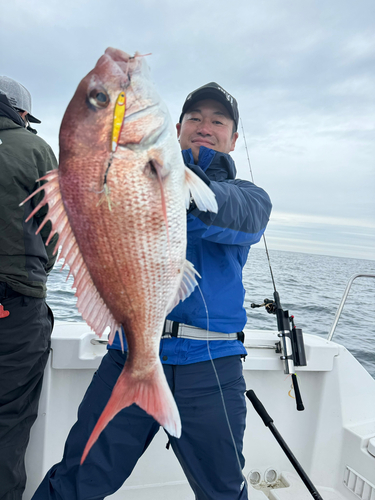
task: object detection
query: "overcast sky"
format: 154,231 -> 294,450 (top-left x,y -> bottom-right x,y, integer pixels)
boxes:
1,0 -> 374,261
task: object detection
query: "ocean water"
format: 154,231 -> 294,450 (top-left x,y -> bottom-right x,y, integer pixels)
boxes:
243,248 -> 375,377
47,248 -> 375,378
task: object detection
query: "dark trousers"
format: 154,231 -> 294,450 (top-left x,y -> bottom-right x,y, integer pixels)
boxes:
0,282 -> 53,500
32,350 -> 248,500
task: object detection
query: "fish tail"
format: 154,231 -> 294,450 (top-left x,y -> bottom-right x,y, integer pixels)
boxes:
81,362 -> 181,464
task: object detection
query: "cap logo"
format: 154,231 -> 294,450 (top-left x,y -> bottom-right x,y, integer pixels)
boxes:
8,97 -> 17,107
186,85 -> 234,105
216,85 -> 234,105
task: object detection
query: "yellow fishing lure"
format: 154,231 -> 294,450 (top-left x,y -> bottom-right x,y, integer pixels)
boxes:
99,91 -> 126,211
111,91 -> 126,152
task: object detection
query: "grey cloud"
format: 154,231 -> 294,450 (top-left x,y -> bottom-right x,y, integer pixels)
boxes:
1,0 -> 374,259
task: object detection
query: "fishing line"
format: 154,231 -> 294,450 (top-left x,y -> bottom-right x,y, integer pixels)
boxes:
240,118 -> 277,293
240,119 -> 306,411
197,284 -> 246,484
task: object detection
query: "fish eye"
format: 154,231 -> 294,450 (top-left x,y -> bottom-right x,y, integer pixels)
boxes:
87,88 -> 110,109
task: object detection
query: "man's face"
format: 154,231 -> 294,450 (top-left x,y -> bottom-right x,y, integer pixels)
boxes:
18,110 -> 29,124
176,99 -> 238,162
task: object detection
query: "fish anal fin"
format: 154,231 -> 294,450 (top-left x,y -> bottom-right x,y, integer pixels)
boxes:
184,167 -> 218,213
81,362 -> 181,464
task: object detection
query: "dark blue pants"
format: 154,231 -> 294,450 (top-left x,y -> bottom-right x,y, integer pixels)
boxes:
32,350 -> 248,500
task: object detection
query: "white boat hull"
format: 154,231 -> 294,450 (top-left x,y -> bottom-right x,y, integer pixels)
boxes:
24,322 -> 375,499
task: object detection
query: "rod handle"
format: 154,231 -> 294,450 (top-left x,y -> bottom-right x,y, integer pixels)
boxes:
246,390 -> 273,427
292,374 -> 305,411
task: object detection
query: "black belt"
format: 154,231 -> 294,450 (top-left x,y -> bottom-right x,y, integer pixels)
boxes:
0,282 -> 24,300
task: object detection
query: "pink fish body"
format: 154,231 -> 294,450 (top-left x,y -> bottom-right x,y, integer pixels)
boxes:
22,48 -> 217,462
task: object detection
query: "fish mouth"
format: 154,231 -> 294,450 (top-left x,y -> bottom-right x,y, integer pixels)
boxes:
93,48 -> 170,152
93,50 -> 134,90
102,47 -> 140,78
93,49 -> 144,102
105,47 -> 131,72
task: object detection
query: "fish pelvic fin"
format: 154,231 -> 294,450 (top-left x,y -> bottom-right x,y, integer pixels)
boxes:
166,259 -> 200,315
81,361 -> 181,464
20,170 -> 120,339
184,167 -> 218,213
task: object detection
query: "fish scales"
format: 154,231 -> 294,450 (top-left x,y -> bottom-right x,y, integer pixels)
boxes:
21,47 -> 218,463
59,59 -> 183,329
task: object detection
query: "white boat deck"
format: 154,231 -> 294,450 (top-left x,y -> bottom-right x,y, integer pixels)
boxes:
24,323 -> 375,499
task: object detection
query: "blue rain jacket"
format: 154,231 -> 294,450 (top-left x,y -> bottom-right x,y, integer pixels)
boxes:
108,147 -> 272,364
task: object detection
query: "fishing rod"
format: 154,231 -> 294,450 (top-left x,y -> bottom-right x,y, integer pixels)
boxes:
240,119 -> 306,412
246,390 -> 324,500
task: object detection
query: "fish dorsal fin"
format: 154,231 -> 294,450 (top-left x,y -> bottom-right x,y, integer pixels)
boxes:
21,170 -> 120,339
184,167 -> 218,213
166,259 -> 200,315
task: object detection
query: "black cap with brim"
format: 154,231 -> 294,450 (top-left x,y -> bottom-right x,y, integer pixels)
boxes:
26,113 -> 41,124
179,82 -> 239,131
12,107 -> 41,123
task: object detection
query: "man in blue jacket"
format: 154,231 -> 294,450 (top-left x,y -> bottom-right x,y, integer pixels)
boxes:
32,83 -> 272,500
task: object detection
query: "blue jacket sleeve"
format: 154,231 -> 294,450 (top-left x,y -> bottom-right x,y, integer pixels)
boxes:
188,178 -> 271,245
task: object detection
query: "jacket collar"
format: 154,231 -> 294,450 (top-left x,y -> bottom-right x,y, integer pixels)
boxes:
182,146 -> 237,181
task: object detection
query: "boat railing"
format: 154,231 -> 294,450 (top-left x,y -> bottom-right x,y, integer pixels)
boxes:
327,273 -> 375,342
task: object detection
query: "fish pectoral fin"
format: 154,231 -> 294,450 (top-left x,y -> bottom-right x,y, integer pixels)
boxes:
81,362 -> 181,464
184,167 -> 218,213
166,260 -> 200,315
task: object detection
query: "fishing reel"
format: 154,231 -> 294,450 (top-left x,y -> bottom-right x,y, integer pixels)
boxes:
251,291 -> 307,411
251,294 -> 307,369
251,298 -> 277,315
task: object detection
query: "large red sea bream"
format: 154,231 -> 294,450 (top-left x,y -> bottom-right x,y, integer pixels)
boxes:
22,48 -> 217,462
